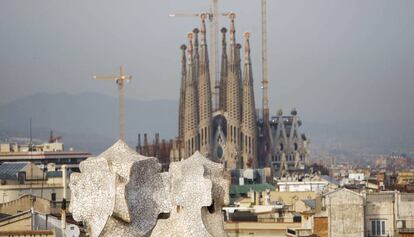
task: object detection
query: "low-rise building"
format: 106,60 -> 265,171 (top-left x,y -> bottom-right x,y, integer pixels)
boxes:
397,171 -> 414,186
0,162 -> 43,185
365,192 -> 396,236
0,194 -> 80,237
396,193 -> 414,236
322,188 -> 364,237
277,180 -> 329,193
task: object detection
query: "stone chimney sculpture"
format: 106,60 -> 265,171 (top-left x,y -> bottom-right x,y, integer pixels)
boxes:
69,140 -> 229,237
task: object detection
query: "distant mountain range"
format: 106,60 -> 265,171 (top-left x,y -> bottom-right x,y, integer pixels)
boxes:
0,92 -> 177,154
0,92 -> 413,158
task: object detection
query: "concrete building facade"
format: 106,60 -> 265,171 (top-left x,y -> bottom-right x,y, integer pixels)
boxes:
323,188 -> 364,237
365,192 -> 396,237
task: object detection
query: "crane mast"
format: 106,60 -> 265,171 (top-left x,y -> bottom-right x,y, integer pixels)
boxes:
93,66 -> 132,141
260,0 -> 273,169
261,0 -> 269,123
211,0 -> 220,110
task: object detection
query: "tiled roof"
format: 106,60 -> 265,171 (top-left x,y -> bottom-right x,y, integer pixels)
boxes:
302,199 -> 316,209
0,162 -> 29,180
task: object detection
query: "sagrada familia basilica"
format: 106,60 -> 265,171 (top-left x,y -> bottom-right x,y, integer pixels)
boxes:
170,13 -> 310,177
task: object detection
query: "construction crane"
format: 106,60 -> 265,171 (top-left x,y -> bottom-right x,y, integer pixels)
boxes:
93,66 -> 132,141
260,0 -> 274,168
261,0 -> 269,124
169,0 -> 228,111
49,130 -> 62,143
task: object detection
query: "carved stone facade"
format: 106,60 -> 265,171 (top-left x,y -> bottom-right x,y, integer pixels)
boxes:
175,14 -> 258,171
69,140 -> 229,237
173,13 -> 309,176
270,109 -> 309,177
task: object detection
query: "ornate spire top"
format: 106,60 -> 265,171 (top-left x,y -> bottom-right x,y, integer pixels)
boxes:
193,28 -> 199,49
229,12 -> 236,45
180,44 -> 187,51
200,13 -> 207,34
180,44 -> 187,74
200,13 -> 208,46
187,32 -> 193,64
221,27 -> 227,48
244,32 -> 251,62
181,44 -> 187,60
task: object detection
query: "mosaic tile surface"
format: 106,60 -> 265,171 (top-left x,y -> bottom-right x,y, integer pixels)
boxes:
70,141 -> 228,237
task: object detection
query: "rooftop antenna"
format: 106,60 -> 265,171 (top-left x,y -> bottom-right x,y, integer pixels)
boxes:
93,66 -> 132,141
29,118 -> 32,151
29,117 -> 33,196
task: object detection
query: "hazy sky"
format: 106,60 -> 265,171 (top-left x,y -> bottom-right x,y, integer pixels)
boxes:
1,0 -> 413,123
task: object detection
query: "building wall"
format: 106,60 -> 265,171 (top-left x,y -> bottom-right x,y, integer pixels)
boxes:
400,234 -> 414,237
314,216 -> 328,237
224,221 -> 301,237
0,216 -> 31,231
398,193 -> 414,229
34,213 -> 63,237
0,195 -> 51,215
365,192 -> 395,237
277,181 -> 328,193
397,172 -> 414,186
0,213 -> 62,237
325,189 -> 364,237
0,184 -> 68,204
22,163 -> 44,180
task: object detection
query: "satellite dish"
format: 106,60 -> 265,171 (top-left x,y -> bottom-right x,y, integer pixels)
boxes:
65,224 -> 80,237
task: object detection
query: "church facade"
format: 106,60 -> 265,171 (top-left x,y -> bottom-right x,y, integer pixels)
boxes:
171,13 -> 309,177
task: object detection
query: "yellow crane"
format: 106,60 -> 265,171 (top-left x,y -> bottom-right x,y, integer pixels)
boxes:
93,66 -> 132,141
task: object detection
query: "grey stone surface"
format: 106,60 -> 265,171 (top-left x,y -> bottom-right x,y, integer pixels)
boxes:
69,141 -> 229,237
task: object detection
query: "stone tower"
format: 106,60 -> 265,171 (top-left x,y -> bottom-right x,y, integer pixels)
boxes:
225,13 -> 242,169
197,14 -> 213,157
192,27 -> 200,105
183,32 -> 199,157
219,27 -> 228,111
241,32 -> 258,168
235,43 -> 243,118
178,44 -> 187,140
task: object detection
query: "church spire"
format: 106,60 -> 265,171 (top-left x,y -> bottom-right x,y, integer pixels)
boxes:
228,12 -> 236,63
219,27 -> 228,111
198,13 -> 213,157
241,32 -> 257,168
183,32 -> 199,158
235,43 -> 243,117
193,27 -> 200,82
178,44 -> 187,140
225,13 -> 242,169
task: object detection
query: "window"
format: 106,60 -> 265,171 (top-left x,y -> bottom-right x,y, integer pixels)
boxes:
371,220 -> 386,236
17,171 -> 26,184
